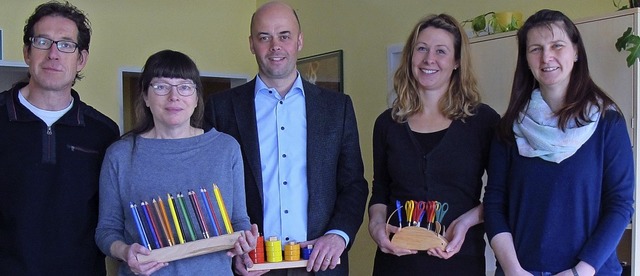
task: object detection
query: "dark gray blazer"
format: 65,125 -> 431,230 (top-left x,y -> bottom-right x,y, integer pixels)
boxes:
204,78 -> 368,275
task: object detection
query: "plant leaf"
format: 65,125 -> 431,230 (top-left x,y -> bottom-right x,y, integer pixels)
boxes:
626,44 -> 640,66
615,27 -> 640,67
471,15 -> 486,32
615,27 -> 634,51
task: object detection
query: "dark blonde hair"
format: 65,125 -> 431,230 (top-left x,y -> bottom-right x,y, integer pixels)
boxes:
392,14 -> 481,123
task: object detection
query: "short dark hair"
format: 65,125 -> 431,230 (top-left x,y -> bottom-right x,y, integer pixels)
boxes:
127,50 -> 204,137
23,1 -> 91,82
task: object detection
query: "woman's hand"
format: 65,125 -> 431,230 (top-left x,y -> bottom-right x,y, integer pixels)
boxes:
368,204 -> 416,256
227,224 -> 259,258
111,241 -> 167,276
427,217 -> 469,259
427,204 -> 483,259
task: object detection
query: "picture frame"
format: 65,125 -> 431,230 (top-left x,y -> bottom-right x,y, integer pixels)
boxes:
297,49 -> 343,93
0,29 -> 3,60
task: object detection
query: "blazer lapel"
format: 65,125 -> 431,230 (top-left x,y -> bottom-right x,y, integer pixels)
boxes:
303,81 -> 330,230
231,82 -> 264,201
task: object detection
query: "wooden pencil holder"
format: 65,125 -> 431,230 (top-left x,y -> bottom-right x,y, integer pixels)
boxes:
386,206 -> 448,251
136,231 -> 243,263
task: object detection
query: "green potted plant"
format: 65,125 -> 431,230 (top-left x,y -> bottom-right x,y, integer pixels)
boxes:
462,11 -> 523,37
614,0 -> 640,67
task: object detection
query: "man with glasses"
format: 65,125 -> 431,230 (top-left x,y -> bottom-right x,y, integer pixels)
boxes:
0,2 -> 119,275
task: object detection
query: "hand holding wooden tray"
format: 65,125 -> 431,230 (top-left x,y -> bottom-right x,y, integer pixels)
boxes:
386,201 -> 449,251
136,232 -> 242,263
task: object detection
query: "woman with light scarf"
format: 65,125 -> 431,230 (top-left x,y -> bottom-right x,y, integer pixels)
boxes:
484,9 -> 634,276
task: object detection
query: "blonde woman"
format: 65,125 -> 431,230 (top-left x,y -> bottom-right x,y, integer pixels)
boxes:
368,14 -> 498,275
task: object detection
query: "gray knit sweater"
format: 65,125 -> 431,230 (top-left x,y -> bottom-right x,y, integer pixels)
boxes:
96,129 -> 250,275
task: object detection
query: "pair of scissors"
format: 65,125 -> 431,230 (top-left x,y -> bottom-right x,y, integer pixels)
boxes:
435,202 -> 449,224
423,201 -> 435,230
413,201 -> 426,226
404,200 -> 414,226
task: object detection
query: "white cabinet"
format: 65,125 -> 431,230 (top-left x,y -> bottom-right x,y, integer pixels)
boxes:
469,8 -> 640,276
0,61 -> 28,92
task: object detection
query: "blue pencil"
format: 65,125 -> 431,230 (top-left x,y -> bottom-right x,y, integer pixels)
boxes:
140,201 -> 161,249
130,202 -> 151,250
200,187 -> 219,236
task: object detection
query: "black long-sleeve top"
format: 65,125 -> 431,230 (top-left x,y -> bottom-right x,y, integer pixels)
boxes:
370,104 -> 499,257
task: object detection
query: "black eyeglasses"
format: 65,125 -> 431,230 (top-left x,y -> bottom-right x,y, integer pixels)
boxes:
149,83 -> 197,96
30,37 -> 78,53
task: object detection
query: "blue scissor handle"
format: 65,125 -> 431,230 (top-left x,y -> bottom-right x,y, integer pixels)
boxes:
396,200 -> 403,227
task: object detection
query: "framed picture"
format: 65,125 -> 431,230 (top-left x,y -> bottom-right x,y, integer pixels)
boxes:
297,49 -> 343,93
0,29 -> 3,60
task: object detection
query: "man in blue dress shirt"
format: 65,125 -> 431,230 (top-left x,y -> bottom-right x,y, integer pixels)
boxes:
204,1 -> 368,275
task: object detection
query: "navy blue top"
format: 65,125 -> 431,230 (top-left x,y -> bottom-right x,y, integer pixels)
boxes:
484,110 -> 634,275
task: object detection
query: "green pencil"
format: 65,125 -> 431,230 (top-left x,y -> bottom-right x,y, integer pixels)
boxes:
177,192 -> 197,241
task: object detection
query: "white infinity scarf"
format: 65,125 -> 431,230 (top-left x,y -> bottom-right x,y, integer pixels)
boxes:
513,89 -> 600,163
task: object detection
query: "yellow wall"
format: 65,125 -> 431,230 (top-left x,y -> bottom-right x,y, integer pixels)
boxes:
0,0 -> 257,124
1,1 -> 616,275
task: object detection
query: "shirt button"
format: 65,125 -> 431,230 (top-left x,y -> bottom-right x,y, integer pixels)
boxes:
281,126 -> 285,130
284,210 -> 289,214
282,154 -> 287,158
283,181 -> 288,185
279,101 -> 283,104
269,90 -> 273,94
285,237 -> 290,241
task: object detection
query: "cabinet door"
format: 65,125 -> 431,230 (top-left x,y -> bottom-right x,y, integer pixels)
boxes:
469,33 -> 518,115
577,13 -> 635,143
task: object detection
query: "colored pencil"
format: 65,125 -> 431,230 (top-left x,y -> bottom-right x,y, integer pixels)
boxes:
152,198 -> 171,247
144,200 -> 165,248
200,187 -> 220,236
188,190 -> 210,239
213,184 -> 234,234
140,201 -> 161,249
177,192 -> 197,241
130,202 -> 151,250
157,196 -> 175,246
167,193 -> 186,244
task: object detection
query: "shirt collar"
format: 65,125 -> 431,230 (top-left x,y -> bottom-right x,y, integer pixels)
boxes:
254,73 -> 305,99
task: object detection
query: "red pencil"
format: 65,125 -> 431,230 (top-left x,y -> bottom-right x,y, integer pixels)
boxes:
188,190 -> 210,239
143,201 -> 164,248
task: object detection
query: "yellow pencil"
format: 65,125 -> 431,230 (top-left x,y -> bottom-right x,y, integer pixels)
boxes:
213,184 -> 234,234
167,193 -> 185,244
